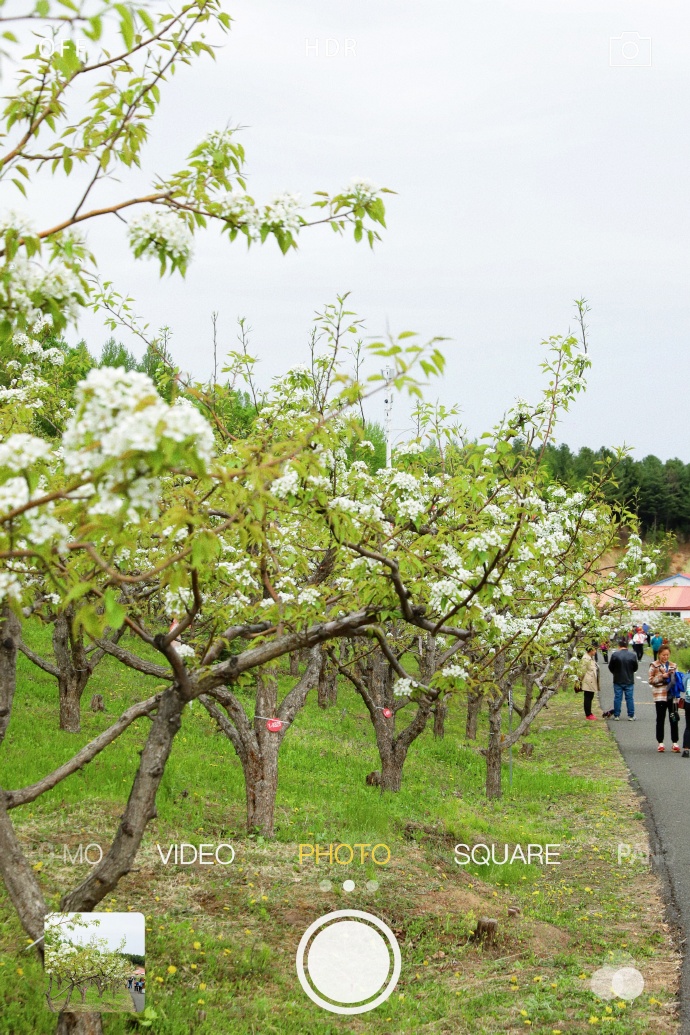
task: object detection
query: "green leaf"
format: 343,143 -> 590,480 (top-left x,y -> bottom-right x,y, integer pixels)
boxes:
104,589 -> 127,629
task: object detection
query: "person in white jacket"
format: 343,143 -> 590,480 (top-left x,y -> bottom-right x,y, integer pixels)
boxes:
578,646 -> 600,720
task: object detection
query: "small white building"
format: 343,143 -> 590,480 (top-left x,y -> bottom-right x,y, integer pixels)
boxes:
632,575 -> 690,625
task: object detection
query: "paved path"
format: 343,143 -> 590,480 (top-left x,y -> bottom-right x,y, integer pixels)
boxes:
598,650 -> 688,1031
128,987 -> 145,1012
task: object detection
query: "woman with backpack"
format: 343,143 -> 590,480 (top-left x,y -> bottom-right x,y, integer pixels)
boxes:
649,646 -> 681,752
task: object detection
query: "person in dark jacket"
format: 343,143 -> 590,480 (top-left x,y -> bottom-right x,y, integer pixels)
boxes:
608,635 -> 638,720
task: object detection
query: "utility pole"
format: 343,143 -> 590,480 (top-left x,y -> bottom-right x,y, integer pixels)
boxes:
383,365 -> 394,467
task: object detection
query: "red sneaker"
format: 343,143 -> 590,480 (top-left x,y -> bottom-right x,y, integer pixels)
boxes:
658,744 -> 666,752
673,744 -> 681,753
586,714 -> 599,720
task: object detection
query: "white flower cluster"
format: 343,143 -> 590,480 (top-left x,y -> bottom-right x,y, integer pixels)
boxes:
348,178 -> 379,203
162,585 -> 194,613
330,496 -> 385,522
63,369 -> 214,472
0,209 -> 37,238
271,466 -> 300,499
0,476 -> 29,515
441,663 -> 469,680
429,578 -> 467,613
393,676 -> 418,698
220,190 -> 264,238
0,433 -> 51,471
263,192 -> 302,234
297,586 -> 320,606
0,254 -> 83,325
61,368 -> 214,519
16,332 -> 64,366
0,570 -> 21,603
397,497 -> 426,521
466,529 -> 504,552
395,439 -> 425,455
128,209 -> 193,264
174,643 -> 196,658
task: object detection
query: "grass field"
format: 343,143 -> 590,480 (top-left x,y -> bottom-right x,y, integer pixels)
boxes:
46,983 -> 134,1013
0,623 -> 681,1033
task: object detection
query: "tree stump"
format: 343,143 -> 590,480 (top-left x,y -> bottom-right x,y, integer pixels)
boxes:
472,917 -> 499,946
89,694 -> 105,712
507,907 -> 521,918
520,743 -> 534,757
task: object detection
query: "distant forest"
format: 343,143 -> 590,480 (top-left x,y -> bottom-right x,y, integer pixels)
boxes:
543,444 -> 690,538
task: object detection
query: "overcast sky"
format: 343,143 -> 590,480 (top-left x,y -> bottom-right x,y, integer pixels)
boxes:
18,0 -> 690,459
47,912 -> 145,955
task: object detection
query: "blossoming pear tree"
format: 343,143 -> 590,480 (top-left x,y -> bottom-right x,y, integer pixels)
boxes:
321,332 -> 655,797
44,914 -> 132,1012
0,1 -> 391,343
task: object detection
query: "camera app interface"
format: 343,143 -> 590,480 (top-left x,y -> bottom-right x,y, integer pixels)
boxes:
0,2 -> 686,1033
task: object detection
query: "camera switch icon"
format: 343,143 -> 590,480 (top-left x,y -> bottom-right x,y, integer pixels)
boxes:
610,32 -> 652,67
296,910 -> 401,1015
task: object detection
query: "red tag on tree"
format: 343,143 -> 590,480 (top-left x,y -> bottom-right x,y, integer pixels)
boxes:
382,708 -> 393,718
266,718 -> 283,732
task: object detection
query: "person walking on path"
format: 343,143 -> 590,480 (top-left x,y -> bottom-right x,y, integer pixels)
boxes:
649,646 -> 680,753
651,632 -> 663,661
579,646 -> 600,719
599,638 -> 609,663
608,636 -> 638,720
632,627 -> 646,661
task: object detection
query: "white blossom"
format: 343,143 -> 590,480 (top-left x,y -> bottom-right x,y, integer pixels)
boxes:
0,434 -> 51,471
0,571 -> 21,602
128,209 -> 193,264
393,676 -> 418,698
271,466 -> 300,499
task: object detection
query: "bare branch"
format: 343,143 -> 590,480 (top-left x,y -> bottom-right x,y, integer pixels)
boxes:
16,639 -> 59,679
94,639 -> 170,679
4,692 -> 164,810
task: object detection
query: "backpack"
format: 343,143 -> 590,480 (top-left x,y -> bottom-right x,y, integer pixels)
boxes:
683,672 -> 690,703
670,671 -> 685,699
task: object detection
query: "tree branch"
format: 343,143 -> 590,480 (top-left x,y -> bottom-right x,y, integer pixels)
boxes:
16,639 -> 59,679
4,692 -> 164,810
94,639 -> 170,679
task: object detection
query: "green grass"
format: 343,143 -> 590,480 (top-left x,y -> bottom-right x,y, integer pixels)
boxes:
46,983 -> 134,1013
0,622 -> 680,1033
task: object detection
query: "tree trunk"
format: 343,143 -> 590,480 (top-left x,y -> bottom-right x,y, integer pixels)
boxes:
486,705 -> 503,800
433,693 -> 449,738
379,748 -> 404,791
54,609 -> 91,733
349,646 -> 433,794
289,652 -> 300,677
58,677 -> 83,733
201,652 -> 321,837
56,1014 -> 103,1035
466,692 -> 481,739
317,650 -> 337,709
243,741 -> 279,836
418,633 -> 438,683
0,605 -> 20,746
